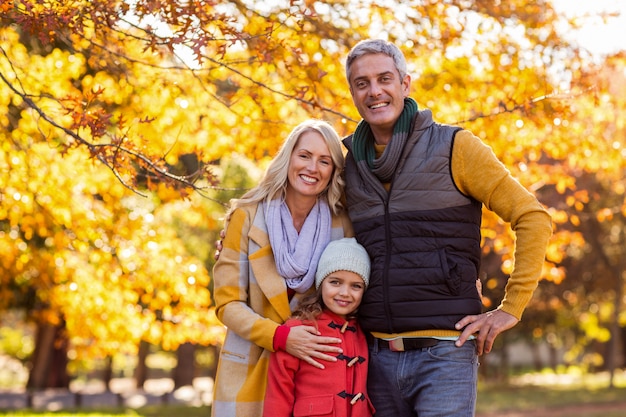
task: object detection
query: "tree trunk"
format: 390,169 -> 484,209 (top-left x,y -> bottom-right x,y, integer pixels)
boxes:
498,332 -> 510,383
208,344 -> 220,379
530,341 -> 543,371
103,356 -> 113,391
173,342 -> 196,389
608,268 -> 624,388
134,340 -> 150,389
585,217 -> 625,388
549,343 -> 559,370
27,320 -> 70,389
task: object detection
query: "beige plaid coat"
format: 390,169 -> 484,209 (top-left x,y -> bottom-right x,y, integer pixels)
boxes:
211,202 -> 353,417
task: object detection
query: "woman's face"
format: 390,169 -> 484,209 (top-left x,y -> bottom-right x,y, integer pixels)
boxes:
286,130 -> 334,201
320,270 -> 365,318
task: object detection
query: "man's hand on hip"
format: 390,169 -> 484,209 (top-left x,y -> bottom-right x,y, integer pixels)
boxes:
454,309 -> 519,355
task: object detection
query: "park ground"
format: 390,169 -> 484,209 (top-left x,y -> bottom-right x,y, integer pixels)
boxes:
1,368 -> 626,416
475,370 -> 626,417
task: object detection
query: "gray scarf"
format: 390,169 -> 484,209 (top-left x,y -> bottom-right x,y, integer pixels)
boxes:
352,97 -> 418,182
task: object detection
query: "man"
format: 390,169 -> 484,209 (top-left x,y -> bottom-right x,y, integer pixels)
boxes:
341,39 -> 552,416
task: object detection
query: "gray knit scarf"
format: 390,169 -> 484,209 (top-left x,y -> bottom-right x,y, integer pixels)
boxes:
352,97 -> 418,182
265,198 -> 331,293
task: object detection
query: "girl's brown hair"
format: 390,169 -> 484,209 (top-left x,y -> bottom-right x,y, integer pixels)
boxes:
292,286 -> 358,326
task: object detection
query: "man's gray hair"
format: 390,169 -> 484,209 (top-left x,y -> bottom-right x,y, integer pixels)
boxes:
345,39 -> 408,82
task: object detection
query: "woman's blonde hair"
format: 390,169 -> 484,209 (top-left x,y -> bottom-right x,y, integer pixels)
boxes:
228,119 -> 345,216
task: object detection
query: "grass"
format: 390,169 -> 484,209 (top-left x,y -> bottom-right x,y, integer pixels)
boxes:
476,369 -> 626,416
0,405 -> 212,417
1,370 -> 625,416
477,384 -> 626,414
1,385 -> 625,417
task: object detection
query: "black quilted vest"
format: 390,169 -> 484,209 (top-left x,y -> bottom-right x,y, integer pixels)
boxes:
343,111 -> 483,333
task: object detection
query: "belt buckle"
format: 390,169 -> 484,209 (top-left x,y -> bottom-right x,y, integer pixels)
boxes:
388,338 -> 405,352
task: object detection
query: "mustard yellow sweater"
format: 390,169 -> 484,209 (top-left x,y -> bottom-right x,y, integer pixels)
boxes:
371,130 -> 552,339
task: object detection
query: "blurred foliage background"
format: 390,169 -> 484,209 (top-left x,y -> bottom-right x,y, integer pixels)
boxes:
0,0 -> 625,395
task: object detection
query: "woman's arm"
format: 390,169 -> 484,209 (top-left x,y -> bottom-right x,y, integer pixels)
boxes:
213,208 -> 279,350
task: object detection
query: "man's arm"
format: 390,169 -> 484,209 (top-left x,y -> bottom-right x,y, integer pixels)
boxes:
451,131 -> 552,354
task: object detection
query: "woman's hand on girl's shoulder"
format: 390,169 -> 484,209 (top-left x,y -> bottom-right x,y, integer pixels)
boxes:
285,325 -> 343,369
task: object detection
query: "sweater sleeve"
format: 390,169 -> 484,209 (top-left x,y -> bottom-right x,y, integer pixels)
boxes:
273,325 -> 290,351
213,207 -> 280,351
451,131 -> 552,319
263,322 -> 301,417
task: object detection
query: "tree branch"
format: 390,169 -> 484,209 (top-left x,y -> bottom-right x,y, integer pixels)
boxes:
0,68 -> 212,196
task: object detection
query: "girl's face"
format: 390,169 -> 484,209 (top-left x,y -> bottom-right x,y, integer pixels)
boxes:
320,270 -> 365,318
286,130 -> 334,203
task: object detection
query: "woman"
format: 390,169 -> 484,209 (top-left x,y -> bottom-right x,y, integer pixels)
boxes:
211,119 -> 354,417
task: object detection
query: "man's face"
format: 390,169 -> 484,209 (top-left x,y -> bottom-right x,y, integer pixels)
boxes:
348,53 -> 411,143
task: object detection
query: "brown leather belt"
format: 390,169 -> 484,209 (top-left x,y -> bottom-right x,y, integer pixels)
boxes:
374,337 -> 440,352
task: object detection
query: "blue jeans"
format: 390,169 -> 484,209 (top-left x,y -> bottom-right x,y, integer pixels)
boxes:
367,339 -> 478,417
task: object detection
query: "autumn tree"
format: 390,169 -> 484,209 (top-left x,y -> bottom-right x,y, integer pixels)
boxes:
531,53 -> 626,385
2,0 -> 625,389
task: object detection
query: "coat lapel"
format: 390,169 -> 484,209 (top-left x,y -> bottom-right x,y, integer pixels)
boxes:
248,206 -> 292,322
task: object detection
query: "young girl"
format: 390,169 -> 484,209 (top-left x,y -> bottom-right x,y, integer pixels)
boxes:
263,238 -> 375,417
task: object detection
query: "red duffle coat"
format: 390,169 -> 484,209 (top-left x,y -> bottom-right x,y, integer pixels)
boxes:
263,310 -> 374,417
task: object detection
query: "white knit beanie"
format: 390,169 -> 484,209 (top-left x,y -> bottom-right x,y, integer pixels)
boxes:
315,238 -> 371,289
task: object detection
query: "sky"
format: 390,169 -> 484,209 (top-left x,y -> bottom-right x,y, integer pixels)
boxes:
138,0 -> 626,69
551,0 -> 626,58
